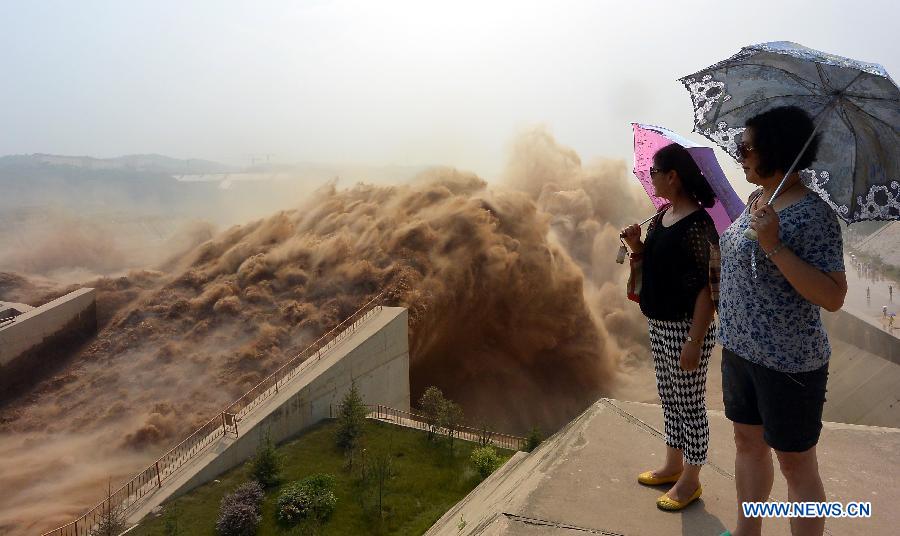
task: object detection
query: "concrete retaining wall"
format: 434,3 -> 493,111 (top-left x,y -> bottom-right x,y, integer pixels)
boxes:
823,308 -> 899,365
128,306 -> 410,521
0,288 -> 97,366
0,288 -> 97,400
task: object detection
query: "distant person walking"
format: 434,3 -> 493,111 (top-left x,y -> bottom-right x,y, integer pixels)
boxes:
890,285 -> 893,302
717,107 -> 846,536
867,286 -> 871,305
621,143 -> 718,511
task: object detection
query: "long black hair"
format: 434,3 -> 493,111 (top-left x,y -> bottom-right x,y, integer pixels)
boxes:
653,143 -> 716,208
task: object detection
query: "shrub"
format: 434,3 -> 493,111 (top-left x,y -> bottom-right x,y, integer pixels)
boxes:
231,481 -> 265,506
216,481 -> 264,536
470,446 -> 502,480
275,484 -> 310,525
276,473 -> 338,526
525,427 -> 544,452
216,502 -> 260,536
251,430 -> 280,488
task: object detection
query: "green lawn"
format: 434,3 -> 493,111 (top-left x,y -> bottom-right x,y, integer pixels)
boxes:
130,419 -> 512,535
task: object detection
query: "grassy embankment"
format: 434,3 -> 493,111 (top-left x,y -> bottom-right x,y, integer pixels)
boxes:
130,419 -> 513,535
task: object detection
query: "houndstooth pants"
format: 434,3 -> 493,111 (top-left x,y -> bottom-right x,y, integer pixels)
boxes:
648,318 -> 716,466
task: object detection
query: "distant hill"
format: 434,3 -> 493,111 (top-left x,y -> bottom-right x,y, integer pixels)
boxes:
0,153 -> 433,214
0,153 -> 221,213
0,153 -> 234,174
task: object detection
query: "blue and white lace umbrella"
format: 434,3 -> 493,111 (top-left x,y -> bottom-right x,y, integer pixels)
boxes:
678,41 -> 900,223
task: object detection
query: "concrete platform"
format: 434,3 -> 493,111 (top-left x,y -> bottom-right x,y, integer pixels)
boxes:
427,399 -> 900,536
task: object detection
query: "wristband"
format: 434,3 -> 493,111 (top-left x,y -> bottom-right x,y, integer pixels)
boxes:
764,242 -> 786,260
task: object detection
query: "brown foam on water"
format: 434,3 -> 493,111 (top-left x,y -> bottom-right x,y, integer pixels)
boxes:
0,128 -> 654,533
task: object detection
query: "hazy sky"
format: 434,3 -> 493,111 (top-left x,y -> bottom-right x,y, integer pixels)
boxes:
1,0 -> 897,188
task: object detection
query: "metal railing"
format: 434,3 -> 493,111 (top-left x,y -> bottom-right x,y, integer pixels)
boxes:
42,293 -> 384,536
223,292 -> 385,421
362,404 -> 527,451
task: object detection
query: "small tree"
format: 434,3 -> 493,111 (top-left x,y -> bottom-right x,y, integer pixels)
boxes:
335,381 -> 368,469
477,421 -> 495,447
251,429 -> 280,488
164,501 -> 181,536
92,481 -> 127,536
442,400 -> 465,455
525,427 -> 544,452
419,386 -> 446,441
363,448 -> 396,519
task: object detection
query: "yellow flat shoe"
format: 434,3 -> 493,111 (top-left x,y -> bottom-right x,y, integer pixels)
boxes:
637,470 -> 682,486
656,485 -> 702,511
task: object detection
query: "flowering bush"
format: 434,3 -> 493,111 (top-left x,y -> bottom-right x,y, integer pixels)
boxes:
216,481 -> 264,536
276,474 -> 337,526
230,481 -> 264,506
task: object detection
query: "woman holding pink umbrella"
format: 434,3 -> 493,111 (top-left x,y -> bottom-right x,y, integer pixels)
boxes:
621,142 -> 719,511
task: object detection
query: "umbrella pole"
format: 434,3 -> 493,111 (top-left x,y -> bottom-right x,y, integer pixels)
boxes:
616,212 -> 661,263
767,101 -> 836,203
638,212 -> 659,226
617,212 -> 660,238
744,100 -> 836,241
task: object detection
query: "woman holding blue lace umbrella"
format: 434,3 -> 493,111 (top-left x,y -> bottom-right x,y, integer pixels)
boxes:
718,106 -> 846,536
680,42 -> 898,536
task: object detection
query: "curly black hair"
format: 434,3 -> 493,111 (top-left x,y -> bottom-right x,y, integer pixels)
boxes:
653,143 -> 716,208
745,105 -> 820,178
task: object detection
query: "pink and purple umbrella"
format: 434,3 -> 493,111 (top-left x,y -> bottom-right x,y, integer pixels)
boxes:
632,122 -> 744,235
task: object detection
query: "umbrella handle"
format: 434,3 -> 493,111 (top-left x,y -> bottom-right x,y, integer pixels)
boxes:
617,212 -> 659,262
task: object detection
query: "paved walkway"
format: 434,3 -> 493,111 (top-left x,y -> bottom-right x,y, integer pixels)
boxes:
368,409 -> 525,451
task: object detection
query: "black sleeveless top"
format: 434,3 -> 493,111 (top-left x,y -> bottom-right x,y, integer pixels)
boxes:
639,208 -> 718,321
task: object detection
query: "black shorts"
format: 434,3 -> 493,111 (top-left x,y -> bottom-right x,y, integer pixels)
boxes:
721,347 -> 828,452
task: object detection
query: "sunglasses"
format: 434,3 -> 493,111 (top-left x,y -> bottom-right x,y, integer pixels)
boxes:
736,142 -> 756,160
649,166 -> 665,175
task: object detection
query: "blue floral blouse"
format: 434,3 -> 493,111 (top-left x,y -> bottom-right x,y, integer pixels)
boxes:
718,191 -> 845,373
